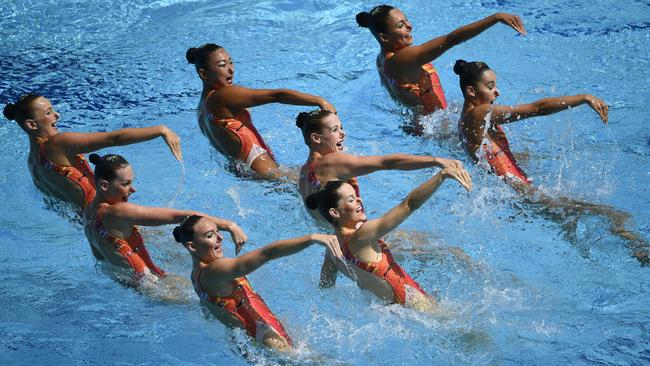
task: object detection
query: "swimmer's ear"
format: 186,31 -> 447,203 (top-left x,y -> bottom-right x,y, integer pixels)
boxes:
466,85 -> 476,98
328,207 -> 341,220
186,241 -> 197,254
98,179 -> 110,192
197,68 -> 208,81
310,132 -> 321,145
378,32 -> 389,46
24,119 -> 38,131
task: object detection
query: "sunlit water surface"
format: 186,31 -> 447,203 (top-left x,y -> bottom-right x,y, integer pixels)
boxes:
1,0 -> 649,365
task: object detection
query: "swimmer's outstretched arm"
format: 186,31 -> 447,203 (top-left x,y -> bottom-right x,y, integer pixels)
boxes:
211,86 -> 336,113
100,204 -> 246,244
204,234 -> 342,281
390,13 -> 525,71
356,168 -> 472,242
479,94 -> 608,125
51,125 -> 182,160
318,152 -> 464,181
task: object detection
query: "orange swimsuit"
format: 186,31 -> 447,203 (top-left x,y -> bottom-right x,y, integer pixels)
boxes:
87,208 -> 165,279
459,119 -> 530,185
192,270 -> 292,345
341,230 -> 428,305
201,90 -> 275,167
382,60 -> 447,114
37,141 -> 96,207
303,156 -> 361,197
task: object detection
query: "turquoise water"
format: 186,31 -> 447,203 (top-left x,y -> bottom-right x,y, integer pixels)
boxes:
1,0 -> 649,364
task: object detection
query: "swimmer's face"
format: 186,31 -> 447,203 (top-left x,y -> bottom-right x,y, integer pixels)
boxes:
24,97 -> 60,135
330,183 -> 366,226
201,49 -> 234,88
472,70 -> 500,104
105,165 -> 136,203
313,113 -> 345,153
191,218 -> 225,261
379,9 -> 413,50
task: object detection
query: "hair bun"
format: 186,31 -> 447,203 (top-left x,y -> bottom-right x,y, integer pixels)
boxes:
453,59 -> 468,75
89,153 -> 101,165
185,47 -> 198,64
296,112 -> 310,129
305,193 -> 319,210
172,226 -> 182,243
3,103 -> 16,121
356,12 -> 373,28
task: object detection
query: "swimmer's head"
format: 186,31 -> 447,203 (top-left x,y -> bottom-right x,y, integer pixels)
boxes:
173,214 -> 203,243
186,44 -> 234,88
454,59 -> 498,102
4,94 -> 59,134
306,181 -> 365,226
357,6 -> 413,50
174,216 -> 226,260
296,109 -> 345,153
89,153 -> 135,203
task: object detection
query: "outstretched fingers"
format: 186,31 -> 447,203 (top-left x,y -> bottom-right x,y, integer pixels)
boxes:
587,96 -> 609,124
500,13 -> 526,35
163,130 -> 183,161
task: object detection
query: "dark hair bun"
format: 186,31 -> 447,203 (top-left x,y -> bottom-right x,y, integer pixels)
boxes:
186,47 -> 198,64
173,226 -> 182,243
453,59 -> 468,75
89,153 -> 101,165
296,111 -> 310,129
3,103 -> 16,121
305,193 -> 319,210
356,12 -> 373,28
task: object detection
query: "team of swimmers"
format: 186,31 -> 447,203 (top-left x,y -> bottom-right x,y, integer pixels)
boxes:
3,4 -> 647,352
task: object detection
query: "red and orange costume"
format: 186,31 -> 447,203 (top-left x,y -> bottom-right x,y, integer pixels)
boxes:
382,61 -> 447,114
192,270 -> 292,345
37,140 -> 96,207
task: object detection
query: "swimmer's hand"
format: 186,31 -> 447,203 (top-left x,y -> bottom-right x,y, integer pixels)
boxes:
585,95 -> 609,124
227,222 -> 248,255
442,167 -> 473,191
435,157 -> 465,170
494,13 -> 526,35
311,234 -> 342,259
161,126 -> 183,161
318,98 -> 337,114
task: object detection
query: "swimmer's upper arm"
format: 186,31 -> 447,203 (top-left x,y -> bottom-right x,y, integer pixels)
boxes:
320,153 -> 385,180
103,203 -> 193,230
488,104 -> 541,125
389,36 -> 455,72
207,250 -> 268,280
213,86 -> 281,109
355,203 -> 411,244
51,131 -> 121,154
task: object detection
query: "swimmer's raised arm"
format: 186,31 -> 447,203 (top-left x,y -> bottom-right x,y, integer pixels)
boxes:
212,86 -> 336,113
476,94 -> 609,125
390,13 -> 525,71
357,168 -> 472,242
204,216 -> 247,254
204,234 -> 341,281
51,125 -> 183,160
319,152 -> 464,180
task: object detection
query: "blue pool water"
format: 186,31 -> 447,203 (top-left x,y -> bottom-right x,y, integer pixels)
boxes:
1,0 -> 649,364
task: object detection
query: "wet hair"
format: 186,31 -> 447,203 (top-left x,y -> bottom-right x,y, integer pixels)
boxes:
173,215 -> 203,244
296,109 -> 334,146
3,94 -> 43,124
453,59 -> 492,97
305,180 -> 347,225
89,153 -> 130,182
186,43 -> 223,70
356,5 -> 395,36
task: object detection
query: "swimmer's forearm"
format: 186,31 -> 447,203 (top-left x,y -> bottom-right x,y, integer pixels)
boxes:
270,89 -> 325,107
111,125 -> 168,146
260,234 -> 325,261
446,14 -> 500,47
382,154 -> 447,170
403,172 -> 445,212
533,95 -> 588,116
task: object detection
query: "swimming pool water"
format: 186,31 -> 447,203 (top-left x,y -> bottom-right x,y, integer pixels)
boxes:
1,0 -> 649,365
